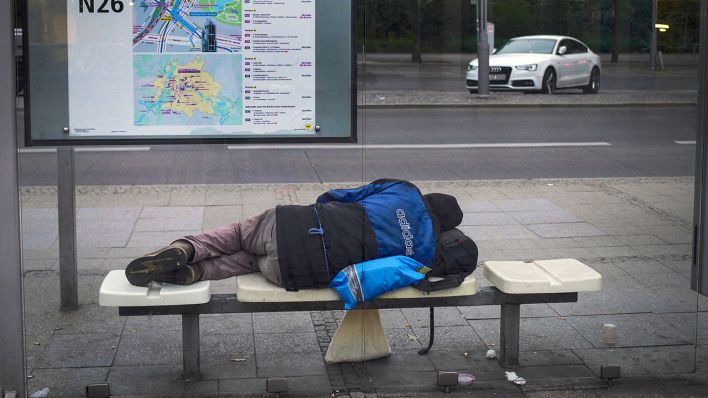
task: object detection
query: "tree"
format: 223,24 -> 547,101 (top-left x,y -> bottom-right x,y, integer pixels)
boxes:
410,0 -> 422,62
490,0 -> 535,43
612,0 -> 620,62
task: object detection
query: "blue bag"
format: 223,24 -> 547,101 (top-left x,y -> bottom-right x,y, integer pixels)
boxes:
329,255 -> 430,310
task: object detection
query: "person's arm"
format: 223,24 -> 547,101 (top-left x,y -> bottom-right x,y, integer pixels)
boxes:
316,179 -> 410,203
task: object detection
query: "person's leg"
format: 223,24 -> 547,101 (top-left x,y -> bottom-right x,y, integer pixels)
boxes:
191,208 -> 276,281
126,209 -> 275,286
199,250 -> 259,280
257,256 -> 283,287
181,208 -> 275,262
255,211 -> 284,287
186,208 -> 283,285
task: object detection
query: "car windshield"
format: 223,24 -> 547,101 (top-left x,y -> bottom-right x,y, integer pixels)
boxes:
496,39 -> 557,54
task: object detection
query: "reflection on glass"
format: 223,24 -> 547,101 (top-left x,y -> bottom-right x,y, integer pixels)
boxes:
12,1 -> 705,395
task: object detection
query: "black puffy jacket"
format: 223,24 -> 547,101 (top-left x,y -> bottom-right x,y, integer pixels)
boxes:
275,179 -> 446,291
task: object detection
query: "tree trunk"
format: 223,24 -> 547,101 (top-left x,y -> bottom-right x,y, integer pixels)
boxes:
411,0 -> 422,63
612,0 -> 620,63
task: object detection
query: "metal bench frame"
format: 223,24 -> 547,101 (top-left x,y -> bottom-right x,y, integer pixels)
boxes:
119,286 -> 577,380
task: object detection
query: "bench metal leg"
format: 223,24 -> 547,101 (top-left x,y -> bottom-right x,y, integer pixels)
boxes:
499,303 -> 520,368
182,313 -> 200,380
418,307 -> 435,355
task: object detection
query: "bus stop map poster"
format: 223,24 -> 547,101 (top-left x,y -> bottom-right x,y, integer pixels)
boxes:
66,0 -> 316,137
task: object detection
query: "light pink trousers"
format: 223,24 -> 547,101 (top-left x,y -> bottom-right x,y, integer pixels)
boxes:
179,208 -> 283,286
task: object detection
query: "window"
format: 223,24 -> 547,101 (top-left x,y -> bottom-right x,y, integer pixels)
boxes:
557,39 -> 571,54
569,40 -> 588,54
496,38 -> 556,54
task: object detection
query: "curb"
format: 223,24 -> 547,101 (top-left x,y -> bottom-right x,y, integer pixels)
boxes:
359,101 -> 697,109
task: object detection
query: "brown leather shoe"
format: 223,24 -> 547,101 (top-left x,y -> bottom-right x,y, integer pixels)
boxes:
154,263 -> 204,285
125,243 -> 192,287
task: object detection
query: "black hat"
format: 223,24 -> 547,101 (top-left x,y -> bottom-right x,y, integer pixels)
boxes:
423,193 -> 463,231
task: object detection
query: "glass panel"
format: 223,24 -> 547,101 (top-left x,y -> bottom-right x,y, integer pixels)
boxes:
359,0 -> 700,390
18,0 -> 366,395
15,0 -> 705,395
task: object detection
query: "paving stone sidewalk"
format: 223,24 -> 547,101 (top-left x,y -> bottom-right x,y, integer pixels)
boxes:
361,89 -> 697,107
18,177 -> 708,397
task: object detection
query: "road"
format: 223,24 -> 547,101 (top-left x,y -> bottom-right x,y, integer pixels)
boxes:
18,106 -> 697,186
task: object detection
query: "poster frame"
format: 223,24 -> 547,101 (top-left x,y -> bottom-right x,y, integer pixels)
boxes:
23,0 -> 357,147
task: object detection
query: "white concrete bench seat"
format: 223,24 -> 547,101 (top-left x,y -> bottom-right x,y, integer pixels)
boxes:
99,270 -> 478,306
99,270 -> 212,307
235,272 -> 477,302
100,258 -> 602,379
484,259 -> 602,294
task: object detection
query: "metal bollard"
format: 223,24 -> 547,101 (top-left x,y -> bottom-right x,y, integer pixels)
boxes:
86,383 -> 110,398
436,371 -> 458,393
266,377 -> 288,397
600,365 -> 621,389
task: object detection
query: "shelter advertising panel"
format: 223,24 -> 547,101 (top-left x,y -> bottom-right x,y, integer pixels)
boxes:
25,0 -> 354,145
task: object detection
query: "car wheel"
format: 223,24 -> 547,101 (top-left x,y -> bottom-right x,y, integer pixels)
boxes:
541,68 -> 556,94
583,67 -> 600,94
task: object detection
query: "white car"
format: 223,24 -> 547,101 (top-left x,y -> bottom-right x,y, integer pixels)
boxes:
466,35 -> 602,94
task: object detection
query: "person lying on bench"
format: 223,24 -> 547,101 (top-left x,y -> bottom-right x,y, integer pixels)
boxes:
124,179 -> 477,296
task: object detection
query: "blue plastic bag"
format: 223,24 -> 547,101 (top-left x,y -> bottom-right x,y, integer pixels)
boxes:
329,255 -> 429,310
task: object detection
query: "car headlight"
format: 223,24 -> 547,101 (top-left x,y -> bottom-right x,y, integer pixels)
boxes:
515,64 -> 538,71
467,64 -> 478,71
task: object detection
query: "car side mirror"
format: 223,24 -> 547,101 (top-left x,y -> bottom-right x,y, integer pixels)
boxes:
558,46 -> 567,55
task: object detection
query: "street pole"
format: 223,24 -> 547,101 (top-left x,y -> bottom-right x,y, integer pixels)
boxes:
692,0 -> 708,296
650,0 -> 657,70
0,0 -> 26,394
477,0 -> 489,97
58,146 -> 78,310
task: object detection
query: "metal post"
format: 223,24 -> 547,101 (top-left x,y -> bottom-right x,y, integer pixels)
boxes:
0,0 -> 26,394
182,314 -> 201,379
477,0 -> 490,97
611,0 -> 620,63
499,303 -> 520,368
692,0 -> 708,295
650,0 -> 658,70
57,146 -> 78,310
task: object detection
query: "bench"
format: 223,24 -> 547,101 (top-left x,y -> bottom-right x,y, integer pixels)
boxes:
99,258 -> 602,380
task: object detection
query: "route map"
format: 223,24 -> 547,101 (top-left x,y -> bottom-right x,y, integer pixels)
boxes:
133,0 -> 242,126
134,54 -> 242,126
133,0 -> 242,53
